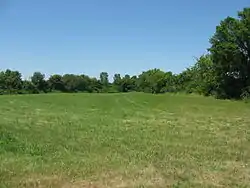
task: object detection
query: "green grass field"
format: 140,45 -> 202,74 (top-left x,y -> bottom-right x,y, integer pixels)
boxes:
0,93 -> 250,187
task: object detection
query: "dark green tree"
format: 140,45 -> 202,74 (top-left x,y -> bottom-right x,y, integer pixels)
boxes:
48,74 -> 64,92
99,72 -> 109,92
78,74 -> 93,92
61,74 -> 79,92
89,77 -> 102,93
31,72 -> 48,93
161,71 -> 176,93
137,69 -> 167,93
22,80 -> 38,94
209,7 -> 250,99
130,75 -> 138,91
0,69 -> 23,94
113,73 -> 122,92
191,54 -> 216,96
121,74 -> 137,92
0,71 -> 5,94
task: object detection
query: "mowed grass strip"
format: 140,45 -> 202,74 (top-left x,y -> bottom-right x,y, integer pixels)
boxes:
0,93 -> 250,187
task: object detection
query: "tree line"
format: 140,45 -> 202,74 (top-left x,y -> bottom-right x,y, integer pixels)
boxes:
1,7 -> 249,99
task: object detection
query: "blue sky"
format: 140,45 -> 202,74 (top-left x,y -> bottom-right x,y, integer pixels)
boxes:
0,0 -> 249,79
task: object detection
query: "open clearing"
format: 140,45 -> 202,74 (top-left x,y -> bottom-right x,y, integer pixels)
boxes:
0,93 -> 250,187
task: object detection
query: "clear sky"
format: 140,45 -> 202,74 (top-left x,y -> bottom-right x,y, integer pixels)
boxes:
0,0 -> 249,79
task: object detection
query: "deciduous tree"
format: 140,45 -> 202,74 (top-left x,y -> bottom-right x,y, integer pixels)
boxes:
209,8 -> 250,98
